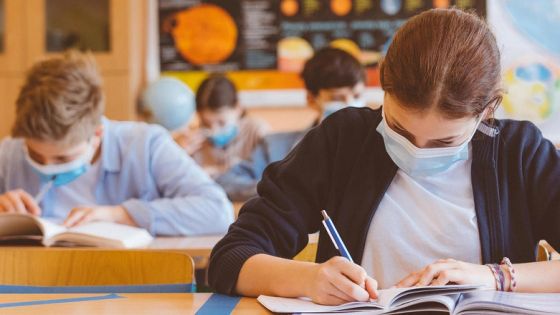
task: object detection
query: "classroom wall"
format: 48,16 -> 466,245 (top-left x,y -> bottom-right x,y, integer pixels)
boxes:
0,0 -> 148,138
2,1 -> 559,142
0,0 -> 337,138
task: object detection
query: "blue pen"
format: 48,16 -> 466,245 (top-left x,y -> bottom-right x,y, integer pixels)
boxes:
321,210 -> 354,263
35,181 -> 53,204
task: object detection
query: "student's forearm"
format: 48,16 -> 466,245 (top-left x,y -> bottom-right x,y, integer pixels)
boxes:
511,261 -> 560,292
123,194 -> 233,235
236,254 -> 316,298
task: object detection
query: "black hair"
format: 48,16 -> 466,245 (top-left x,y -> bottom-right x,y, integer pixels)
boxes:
301,47 -> 366,96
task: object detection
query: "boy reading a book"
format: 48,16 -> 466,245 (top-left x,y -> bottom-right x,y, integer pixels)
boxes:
209,8 -> 560,305
0,51 -> 234,236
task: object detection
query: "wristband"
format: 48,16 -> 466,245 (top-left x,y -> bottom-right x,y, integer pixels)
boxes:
501,257 -> 517,292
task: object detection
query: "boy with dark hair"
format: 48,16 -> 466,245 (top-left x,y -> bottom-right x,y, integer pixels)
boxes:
217,47 -> 367,201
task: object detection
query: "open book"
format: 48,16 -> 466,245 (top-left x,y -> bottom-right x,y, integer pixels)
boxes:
0,213 -> 153,248
258,284 -> 560,314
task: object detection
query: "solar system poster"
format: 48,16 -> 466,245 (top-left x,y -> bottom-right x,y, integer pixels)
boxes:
489,0 -> 560,143
159,0 -> 278,72
159,0 -> 486,91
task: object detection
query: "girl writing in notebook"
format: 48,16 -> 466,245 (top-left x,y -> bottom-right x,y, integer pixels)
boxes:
209,8 -> 560,305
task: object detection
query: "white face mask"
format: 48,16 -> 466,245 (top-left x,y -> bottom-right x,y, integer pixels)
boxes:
348,98 -> 367,108
321,98 -> 367,120
24,141 -> 96,186
376,109 -> 483,177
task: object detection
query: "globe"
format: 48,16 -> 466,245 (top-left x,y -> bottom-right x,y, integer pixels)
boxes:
141,77 -> 196,130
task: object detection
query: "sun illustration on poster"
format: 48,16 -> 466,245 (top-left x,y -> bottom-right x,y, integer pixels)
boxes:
171,4 -> 238,65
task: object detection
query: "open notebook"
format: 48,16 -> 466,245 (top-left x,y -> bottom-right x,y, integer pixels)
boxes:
258,284 -> 560,314
0,213 -> 153,248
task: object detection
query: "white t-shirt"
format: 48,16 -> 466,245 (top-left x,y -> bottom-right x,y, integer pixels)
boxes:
361,155 -> 482,289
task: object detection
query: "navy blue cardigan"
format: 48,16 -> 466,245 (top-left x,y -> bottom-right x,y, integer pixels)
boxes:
209,107 -> 560,295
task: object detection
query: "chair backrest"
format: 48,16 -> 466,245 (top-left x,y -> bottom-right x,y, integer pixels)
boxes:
537,240 -> 560,262
293,243 -> 318,262
0,248 -> 194,286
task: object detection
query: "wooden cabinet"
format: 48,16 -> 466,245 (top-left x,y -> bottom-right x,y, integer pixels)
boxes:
0,0 -> 146,138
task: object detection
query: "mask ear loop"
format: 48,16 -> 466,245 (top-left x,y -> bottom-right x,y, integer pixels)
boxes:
482,95 -> 502,129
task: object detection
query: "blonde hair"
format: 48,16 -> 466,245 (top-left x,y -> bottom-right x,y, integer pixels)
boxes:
12,50 -> 104,145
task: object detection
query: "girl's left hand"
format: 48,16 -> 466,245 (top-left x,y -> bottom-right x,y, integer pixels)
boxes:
395,258 -> 496,289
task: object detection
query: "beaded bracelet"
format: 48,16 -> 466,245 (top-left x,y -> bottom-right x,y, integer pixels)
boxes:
486,263 -> 503,291
495,263 -> 506,291
501,257 -> 517,292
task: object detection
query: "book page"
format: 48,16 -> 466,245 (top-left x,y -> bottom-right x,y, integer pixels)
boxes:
456,291 -> 560,314
380,284 -> 482,307
0,213 -> 43,238
388,294 -> 458,314
35,217 -> 67,240
257,285 -> 482,314
48,222 -> 153,248
257,295 -> 383,313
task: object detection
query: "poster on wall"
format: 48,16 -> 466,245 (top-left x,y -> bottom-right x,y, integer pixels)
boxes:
489,0 -> 560,143
158,0 -> 486,96
160,1 -> 278,72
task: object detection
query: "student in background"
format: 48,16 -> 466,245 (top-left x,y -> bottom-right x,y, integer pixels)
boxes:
174,74 -> 269,178
209,9 -> 560,304
216,47 -> 367,201
0,51 -> 233,236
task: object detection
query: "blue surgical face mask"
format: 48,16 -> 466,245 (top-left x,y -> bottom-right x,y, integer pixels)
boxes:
209,124 -> 239,149
376,110 -> 482,177
348,98 -> 367,108
321,98 -> 367,120
24,142 -> 96,186
322,101 -> 346,119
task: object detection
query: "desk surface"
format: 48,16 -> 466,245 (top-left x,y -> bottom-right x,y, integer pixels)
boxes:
0,293 -> 270,315
0,236 -> 225,270
0,233 -> 320,269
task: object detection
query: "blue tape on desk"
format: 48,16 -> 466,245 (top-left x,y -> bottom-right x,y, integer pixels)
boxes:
195,294 -> 241,315
0,293 -> 122,309
0,283 -> 194,294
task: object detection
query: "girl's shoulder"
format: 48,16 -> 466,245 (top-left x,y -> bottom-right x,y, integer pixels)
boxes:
324,106 -> 382,127
488,119 -> 558,164
319,106 -> 383,141
492,118 -> 549,146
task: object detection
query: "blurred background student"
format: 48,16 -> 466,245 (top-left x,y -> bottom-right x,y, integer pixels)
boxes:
0,51 -> 234,236
216,47 -> 367,201
174,74 -> 269,178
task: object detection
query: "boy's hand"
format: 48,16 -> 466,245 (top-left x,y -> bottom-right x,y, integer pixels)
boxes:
306,256 -> 378,305
0,189 -> 41,215
174,130 -> 207,155
63,205 -> 137,228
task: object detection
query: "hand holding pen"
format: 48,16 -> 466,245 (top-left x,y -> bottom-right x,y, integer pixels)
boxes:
302,210 -> 378,305
0,189 -> 43,215
0,181 -> 51,215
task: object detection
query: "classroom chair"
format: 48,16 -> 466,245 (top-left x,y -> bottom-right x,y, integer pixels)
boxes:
0,248 -> 195,293
537,240 -> 560,262
293,242 -> 318,263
